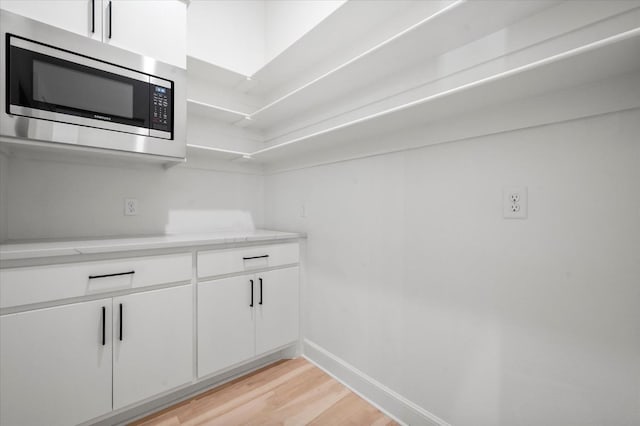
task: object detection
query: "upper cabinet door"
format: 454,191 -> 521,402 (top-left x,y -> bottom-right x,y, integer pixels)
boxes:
0,0 -> 103,41
103,0 -> 186,68
255,267 -> 300,355
0,299 -> 113,426
112,285 -> 193,410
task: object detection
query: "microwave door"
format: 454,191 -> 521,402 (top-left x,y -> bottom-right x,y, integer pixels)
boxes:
8,35 -> 150,136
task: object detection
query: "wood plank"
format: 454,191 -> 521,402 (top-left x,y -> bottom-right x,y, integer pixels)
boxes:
131,358 -> 397,426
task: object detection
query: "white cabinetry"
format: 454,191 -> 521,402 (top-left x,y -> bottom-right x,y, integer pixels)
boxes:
197,243 -> 299,279
0,0 -> 186,67
0,253 -> 193,308
0,299 -> 113,426
113,285 -> 193,409
0,0 -> 102,41
198,266 -> 299,378
255,267 -> 300,355
103,0 -> 186,68
0,253 -> 193,425
0,235 -> 300,424
198,275 -> 256,376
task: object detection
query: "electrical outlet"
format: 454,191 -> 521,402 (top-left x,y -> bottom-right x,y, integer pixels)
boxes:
503,186 -> 527,219
124,198 -> 138,216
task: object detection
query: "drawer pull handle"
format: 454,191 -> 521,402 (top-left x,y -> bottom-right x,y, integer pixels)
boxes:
250,280 -> 254,307
119,303 -> 123,341
101,306 -> 106,346
243,255 -> 269,260
89,270 -> 135,279
259,278 -> 263,305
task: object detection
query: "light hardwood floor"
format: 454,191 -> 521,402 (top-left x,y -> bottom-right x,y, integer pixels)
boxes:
131,358 -> 397,426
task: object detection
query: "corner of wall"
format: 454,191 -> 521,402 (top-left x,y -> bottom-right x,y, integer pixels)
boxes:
0,150 -> 9,243
303,339 -> 449,426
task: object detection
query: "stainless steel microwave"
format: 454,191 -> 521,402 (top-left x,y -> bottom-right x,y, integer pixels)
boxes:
0,10 -> 186,159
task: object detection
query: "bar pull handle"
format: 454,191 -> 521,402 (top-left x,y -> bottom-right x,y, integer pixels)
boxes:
91,0 -> 95,33
259,278 -> 263,305
101,306 -> 106,346
250,280 -> 254,307
89,270 -> 135,279
243,255 -> 269,260
108,1 -> 112,39
119,303 -> 123,341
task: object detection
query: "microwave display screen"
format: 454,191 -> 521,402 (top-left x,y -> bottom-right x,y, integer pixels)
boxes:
33,59 -> 134,119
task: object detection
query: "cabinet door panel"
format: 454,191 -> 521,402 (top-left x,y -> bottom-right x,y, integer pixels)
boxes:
0,0 -> 102,41
113,285 -> 193,409
104,0 -> 186,68
0,299 -> 113,426
255,267 -> 299,355
198,275 -> 256,377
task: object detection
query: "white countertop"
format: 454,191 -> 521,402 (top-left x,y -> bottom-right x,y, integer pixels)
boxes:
0,229 -> 303,261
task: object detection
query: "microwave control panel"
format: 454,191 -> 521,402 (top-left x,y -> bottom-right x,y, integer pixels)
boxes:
151,85 -> 172,133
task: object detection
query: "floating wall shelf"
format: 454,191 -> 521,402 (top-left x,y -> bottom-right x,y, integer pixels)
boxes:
183,2 -> 640,166
240,0 -> 556,130
249,28 -> 640,160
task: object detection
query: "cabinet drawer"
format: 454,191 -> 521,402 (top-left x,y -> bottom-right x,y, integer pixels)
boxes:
197,243 -> 299,279
0,253 -> 192,309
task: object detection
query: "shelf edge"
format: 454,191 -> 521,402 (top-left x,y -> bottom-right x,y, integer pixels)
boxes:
186,144 -> 252,157
187,99 -> 251,118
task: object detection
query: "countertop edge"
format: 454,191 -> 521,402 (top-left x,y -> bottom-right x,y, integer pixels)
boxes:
0,231 -> 306,262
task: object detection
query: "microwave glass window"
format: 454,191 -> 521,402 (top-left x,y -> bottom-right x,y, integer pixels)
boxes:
32,60 -> 134,119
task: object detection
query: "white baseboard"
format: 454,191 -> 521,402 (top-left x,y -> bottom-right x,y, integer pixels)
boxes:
303,339 -> 449,426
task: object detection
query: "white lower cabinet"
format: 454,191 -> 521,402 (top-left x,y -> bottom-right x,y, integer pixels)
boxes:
255,268 -> 300,355
198,267 -> 299,378
0,285 -> 193,425
0,240 -> 300,425
113,285 -> 193,409
0,299 -> 113,426
198,275 -> 256,376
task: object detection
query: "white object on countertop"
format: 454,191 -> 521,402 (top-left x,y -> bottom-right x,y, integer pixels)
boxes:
165,209 -> 256,235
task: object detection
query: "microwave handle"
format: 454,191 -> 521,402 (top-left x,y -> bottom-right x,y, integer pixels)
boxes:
108,1 -> 112,39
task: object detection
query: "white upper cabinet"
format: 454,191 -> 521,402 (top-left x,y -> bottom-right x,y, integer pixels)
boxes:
104,0 -> 187,68
0,0 -> 103,41
0,0 -> 186,68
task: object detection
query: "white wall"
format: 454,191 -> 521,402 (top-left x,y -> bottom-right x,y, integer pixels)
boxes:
4,159 -> 263,241
264,108 -> 640,425
188,0 -> 266,76
264,0 -> 344,63
188,0 -> 345,75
